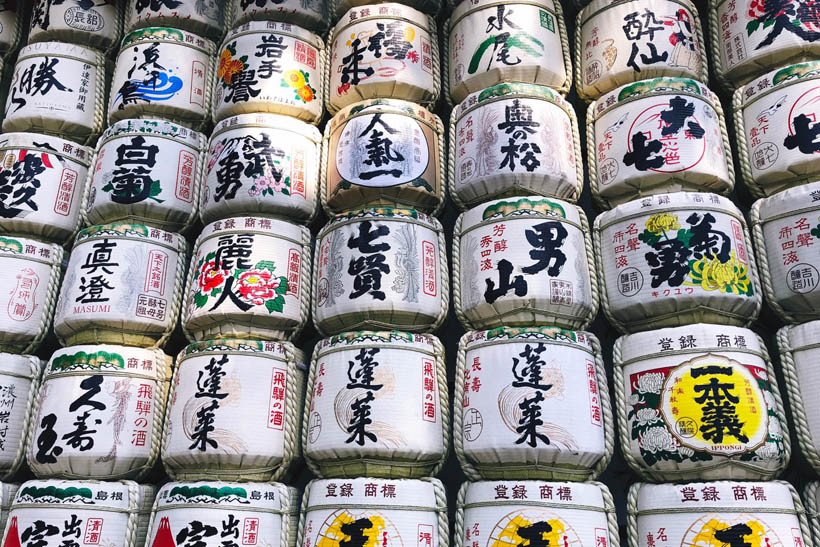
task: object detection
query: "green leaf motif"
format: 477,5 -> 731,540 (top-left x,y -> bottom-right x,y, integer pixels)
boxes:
676,228 -> 694,248
255,260 -> 276,271
265,295 -> 285,313
638,229 -> 661,246
811,223 -> 820,239
411,178 -> 434,192
275,276 -> 288,295
193,291 -> 209,309
746,18 -> 761,35
149,179 -> 165,203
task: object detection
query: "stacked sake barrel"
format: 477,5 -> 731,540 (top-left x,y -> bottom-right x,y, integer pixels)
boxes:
444,1 -> 623,545
295,0 -> 452,544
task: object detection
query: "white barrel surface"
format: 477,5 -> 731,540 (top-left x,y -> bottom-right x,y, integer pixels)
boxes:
305,331 -> 448,478
202,114 -> 321,225
228,0 -> 327,34
455,196 -> 597,330
27,345 -> 171,480
576,0 -> 707,101
85,119 -> 205,233
3,42 -> 105,145
0,354 -> 41,480
109,28 -> 215,130
450,83 -> 582,210
595,192 -> 762,332
447,0 -> 570,105
327,4 -> 439,113
589,78 -> 733,209
323,99 -> 444,215
54,224 -> 188,348
313,208 -> 448,336
629,481 -> 810,547
163,340 -> 306,482
0,133 -> 91,244
214,21 -> 325,124
125,0 -> 223,39
456,327 -> 611,481
615,324 -> 787,481
735,60 -> 820,198
0,236 -> 63,355
28,1 -> 122,54
183,216 -> 312,342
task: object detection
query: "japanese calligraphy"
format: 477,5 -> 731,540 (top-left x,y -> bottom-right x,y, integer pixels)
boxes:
467,5 -> 544,75
0,153 -> 46,218
347,220 -> 391,300
498,99 -> 541,172
692,366 -> 749,445
358,114 -> 405,180
345,348 -> 382,446
189,354 -> 229,451
511,343 -> 551,447
76,239 -> 119,304
102,135 -> 162,204
622,9 -> 668,72
10,56 -> 72,113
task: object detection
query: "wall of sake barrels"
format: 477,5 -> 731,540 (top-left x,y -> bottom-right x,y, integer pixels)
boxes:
2,3 -> 819,547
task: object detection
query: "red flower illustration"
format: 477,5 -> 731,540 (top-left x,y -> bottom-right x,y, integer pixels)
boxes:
337,82 -> 351,95
237,269 -> 282,305
198,260 -> 225,293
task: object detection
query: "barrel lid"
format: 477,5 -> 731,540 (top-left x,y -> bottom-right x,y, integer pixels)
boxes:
223,20 -> 323,51
454,83 -> 570,120
617,324 -> 763,363
17,41 -> 100,65
315,331 -> 439,356
306,478 -> 437,509
327,99 -> 441,135
0,235 -> 63,265
634,481 -> 796,513
595,192 -> 743,231
75,223 -> 187,253
754,180 -> 820,224
13,480 -> 138,511
459,196 -> 582,231
0,353 -> 41,380
100,119 -> 205,149
332,3 -> 430,37
0,132 -> 92,166
740,61 -> 820,108
212,113 -> 322,143
199,216 -> 309,244
462,326 -> 594,353
321,208 -> 442,237
45,344 -> 170,381
451,0 -> 557,30
180,339 -> 297,362
121,27 -> 215,54
781,320 -> 820,352
593,77 -> 715,119
155,482 -> 291,512
462,480 -> 606,508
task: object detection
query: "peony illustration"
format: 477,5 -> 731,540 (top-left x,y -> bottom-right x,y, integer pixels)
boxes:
281,69 -> 317,103
218,44 -> 246,85
237,269 -> 283,306
198,259 -> 226,294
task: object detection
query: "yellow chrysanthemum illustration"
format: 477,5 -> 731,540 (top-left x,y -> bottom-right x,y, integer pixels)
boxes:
644,213 -> 680,235
284,69 -> 307,89
686,250 -> 753,295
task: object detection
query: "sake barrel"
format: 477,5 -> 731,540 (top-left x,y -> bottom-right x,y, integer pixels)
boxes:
0,2 -> 23,56
457,481 -> 618,547
146,482 -> 298,547
0,354 -> 41,480
304,331 -> 448,479
450,84 -> 582,210
447,0 -> 570,105
0,483 -> 17,533
323,99 -> 444,215
709,0 -> 820,91
27,345 -> 170,480
776,321 -> 820,475
28,0 -> 122,54
615,324 -> 788,481
454,196 -> 597,330
109,28 -> 215,131
455,327 -> 612,481
183,216 -> 312,342
202,114 -> 321,224
227,0 -> 327,33
628,481 -> 811,547
594,192 -> 762,333
332,0 -> 440,19
750,182 -> 820,323
214,22 -> 325,125
734,61 -> 820,198
576,0 -> 708,102
2,480 -> 155,547
125,0 -> 223,40
0,236 -> 63,355
53,224 -> 188,348
312,208 -> 448,336
2,42 -> 106,145
84,119 -> 205,233
162,340 -> 306,482
0,133 -> 92,244
298,478 -> 447,547
326,5 -> 439,113
588,78 -> 734,209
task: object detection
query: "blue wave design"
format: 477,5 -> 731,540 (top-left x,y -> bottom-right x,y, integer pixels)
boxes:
116,72 -> 184,105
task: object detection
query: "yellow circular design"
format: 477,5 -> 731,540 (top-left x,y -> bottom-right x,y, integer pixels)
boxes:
488,510 -> 581,547
316,510 -> 403,547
